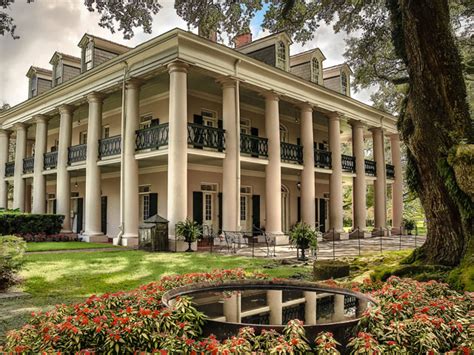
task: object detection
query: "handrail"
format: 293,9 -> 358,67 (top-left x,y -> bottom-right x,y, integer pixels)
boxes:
240,134 -> 268,157
135,123 -> 169,151
341,154 -> 356,172
187,123 -> 225,150
364,159 -> 376,176
5,161 -> 15,177
386,164 -> 395,179
44,151 -> 58,169
281,142 -> 303,164
99,135 -> 121,157
68,143 -> 87,164
314,149 -> 332,169
23,156 -> 35,174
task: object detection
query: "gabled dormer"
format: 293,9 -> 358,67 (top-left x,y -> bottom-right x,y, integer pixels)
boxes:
323,64 -> 353,97
78,34 -> 131,73
26,66 -> 52,99
290,48 -> 326,85
49,52 -> 81,87
235,32 -> 292,71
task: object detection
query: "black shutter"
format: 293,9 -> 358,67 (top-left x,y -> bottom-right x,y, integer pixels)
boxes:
193,114 -> 203,124
315,198 -> 318,226
149,193 -> 158,218
218,192 -> 223,233
319,199 -> 326,233
297,196 -> 301,222
297,138 -> 301,146
250,127 -> 259,157
53,199 -> 57,214
77,198 -> 83,233
251,127 -> 259,136
217,119 -> 224,152
252,195 -> 260,232
193,115 -> 203,149
101,196 -> 107,235
193,191 -> 203,225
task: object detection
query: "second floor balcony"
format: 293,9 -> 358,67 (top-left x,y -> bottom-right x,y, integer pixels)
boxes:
341,155 -> 356,173
386,164 -> 395,179
68,144 -> 87,164
23,156 -> 34,174
99,135 -> 121,158
136,123 -> 169,151
281,142 -> 303,164
365,160 -> 376,176
5,162 -> 15,177
44,151 -> 58,170
187,123 -> 225,151
240,134 -> 268,158
314,149 -> 332,169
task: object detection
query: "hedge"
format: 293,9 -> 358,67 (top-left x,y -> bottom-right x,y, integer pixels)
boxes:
0,212 -> 64,236
0,235 -> 26,291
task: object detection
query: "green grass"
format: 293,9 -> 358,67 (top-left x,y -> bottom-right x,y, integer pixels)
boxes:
26,241 -> 119,252
0,250 -> 306,340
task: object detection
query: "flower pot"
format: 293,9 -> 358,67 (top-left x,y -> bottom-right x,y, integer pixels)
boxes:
185,240 -> 194,252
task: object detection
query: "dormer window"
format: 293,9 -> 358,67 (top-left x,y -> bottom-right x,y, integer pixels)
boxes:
276,41 -> 287,70
85,42 -> 93,70
30,76 -> 37,98
341,72 -> 348,95
311,58 -> 320,83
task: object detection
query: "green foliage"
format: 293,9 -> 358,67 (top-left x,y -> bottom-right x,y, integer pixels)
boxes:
0,212 -> 64,236
402,218 -> 415,232
288,222 -> 318,249
0,236 -> 26,291
175,218 -> 202,243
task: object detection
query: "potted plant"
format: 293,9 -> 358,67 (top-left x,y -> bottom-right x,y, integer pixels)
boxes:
289,222 -> 318,261
403,218 -> 416,235
175,219 -> 202,252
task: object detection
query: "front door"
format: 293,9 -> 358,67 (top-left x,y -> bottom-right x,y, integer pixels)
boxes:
240,195 -> 250,231
203,192 -> 215,232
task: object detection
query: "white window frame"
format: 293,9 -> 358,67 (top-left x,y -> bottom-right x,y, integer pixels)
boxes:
139,113 -> 153,129
240,118 -> 251,135
139,185 -> 152,221
341,71 -> 348,95
54,63 -> 62,85
85,42 -> 93,70
280,123 -> 289,143
102,125 -> 110,139
240,186 -> 252,225
30,76 -> 37,97
79,131 -> 87,145
201,109 -> 218,127
311,58 -> 320,83
276,41 -> 287,70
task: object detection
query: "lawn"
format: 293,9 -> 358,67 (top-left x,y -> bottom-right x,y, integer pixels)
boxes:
26,241 -> 120,252
0,250 -> 307,341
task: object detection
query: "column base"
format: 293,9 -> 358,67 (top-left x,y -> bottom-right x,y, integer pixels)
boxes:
80,233 -> 108,243
121,235 -> 139,247
60,229 -> 73,234
371,228 -> 390,237
273,233 -> 289,245
348,229 -> 371,240
391,227 -> 403,235
169,238 -> 197,252
322,230 -> 345,241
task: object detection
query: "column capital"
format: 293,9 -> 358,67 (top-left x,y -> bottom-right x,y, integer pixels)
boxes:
389,132 -> 400,141
167,61 -> 189,74
216,77 -> 237,89
298,102 -> 313,112
327,111 -> 344,121
58,104 -> 75,115
0,128 -> 11,137
125,78 -> 144,90
261,90 -> 279,101
13,122 -> 28,131
86,92 -> 106,103
33,114 -> 49,124
369,126 -> 384,133
349,119 -> 366,129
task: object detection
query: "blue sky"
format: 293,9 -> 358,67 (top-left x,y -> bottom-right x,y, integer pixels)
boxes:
0,1 -> 373,107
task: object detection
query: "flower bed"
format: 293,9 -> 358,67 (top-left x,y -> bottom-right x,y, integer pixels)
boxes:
3,270 -> 473,353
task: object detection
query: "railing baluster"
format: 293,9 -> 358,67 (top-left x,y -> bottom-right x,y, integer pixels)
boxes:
364,159 -> 376,176
5,162 -> 15,177
386,164 -> 395,179
22,156 -> 35,173
341,154 -> 356,172
240,134 -> 268,157
44,151 -> 58,169
281,142 -> 303,164
99,135 -> 121,158
314,149 -> 332,169
187,123 -> 225,150
135,123 -> 169,151
68,144 -> 87,164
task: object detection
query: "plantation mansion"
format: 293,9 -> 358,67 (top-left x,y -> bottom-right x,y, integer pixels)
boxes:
0,29 -> 403,248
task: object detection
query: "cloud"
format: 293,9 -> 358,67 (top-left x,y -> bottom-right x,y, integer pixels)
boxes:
0,1 -> 373,107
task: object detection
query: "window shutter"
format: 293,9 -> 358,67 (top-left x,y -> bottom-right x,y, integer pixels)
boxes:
149,193 -> 158,217
77,198 -> 84,233
319,199 -> 326,233
53,199 -> 57,214
101,196 -> 107,235
193,191 -> 203,225
218,192 -> 223,233
193,114 -> 203,125
252,195 -> 260,232
297,196 -> 301,222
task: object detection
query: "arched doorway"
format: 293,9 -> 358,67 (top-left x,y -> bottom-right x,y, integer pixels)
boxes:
281,184 -> 290,233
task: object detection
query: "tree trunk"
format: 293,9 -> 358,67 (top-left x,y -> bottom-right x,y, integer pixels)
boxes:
391,0 -> 473,265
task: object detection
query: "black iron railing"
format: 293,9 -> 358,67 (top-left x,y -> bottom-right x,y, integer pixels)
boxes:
240,134 -> 268,158
44,151 -> 58,170
314,149 -> 332,169
99,135 -> 121,158
23,156 -> 34,174
365,160 -> 376,176
188,123 -> 225,150
386,164 -> 395,179
135,123 -> 169,151
5,162 -> 14,177
281,142 -> 303,164
282,303 -> 305,324
68,144 -> 87,164
341,154 -> 356,173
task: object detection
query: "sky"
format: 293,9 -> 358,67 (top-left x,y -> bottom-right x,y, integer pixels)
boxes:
0,0 -> 373,108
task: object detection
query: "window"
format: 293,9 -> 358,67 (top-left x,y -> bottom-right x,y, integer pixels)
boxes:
240,196 -> 247,221
311,58 -> 320,83
139,185 -> 151,221
240,118 -> 251,135
30,76 -> 37,97
204,194 -> 212,221
240,186 -> 252,223
201,109 -> 218,127
55,64 -> 62,85
85,43 -> 93,70
341,72 -> 348,95
280,124 -> 288,143
201,183 -> 218,192
79,131 -> 87,145
140,113 -> 153,129
102,125 -> 110,139
276,41 -> 287,70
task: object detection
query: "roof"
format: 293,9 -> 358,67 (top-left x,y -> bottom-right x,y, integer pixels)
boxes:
323,63 -> 353,79
78,33 -> 132,54
236,31 -> 292,54
26,66 -> 52,78
290,48 -> 326,66
49,51 -> 81,65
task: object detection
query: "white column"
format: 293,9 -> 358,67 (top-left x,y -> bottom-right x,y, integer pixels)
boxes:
300,103 -> 315,227
304,291 -> 317,325
351,121 -> 367,232
121,79 -> 142,246
264,93 -> 282,236
32,115 -> 48,214
332,294 -> 345,322
328,113 -> 343,237
167,62 -> 189,246
0,129 -> 10,209
223,293 -> 241,323
13,123 -> 27,211
82,92 -> 106,242
267,290 -> 282,324
221,79 -> 240,231
390,133 -> 403,234
372,127 -> 387,235
57,105 -> 74,232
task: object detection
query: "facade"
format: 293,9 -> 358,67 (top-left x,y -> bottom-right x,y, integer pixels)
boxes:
0,29 -> 403,249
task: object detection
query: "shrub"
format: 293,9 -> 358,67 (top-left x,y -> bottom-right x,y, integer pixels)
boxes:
0,212 -> 64,236
0,236 -> 26,291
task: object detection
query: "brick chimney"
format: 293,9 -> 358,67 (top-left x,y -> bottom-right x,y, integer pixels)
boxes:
234,32 -> 252,48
